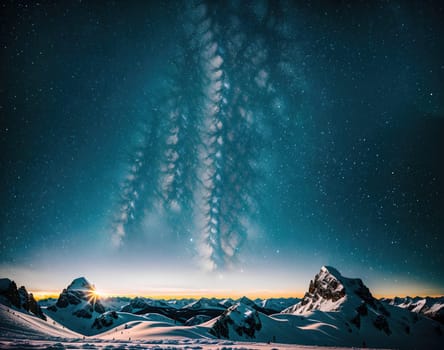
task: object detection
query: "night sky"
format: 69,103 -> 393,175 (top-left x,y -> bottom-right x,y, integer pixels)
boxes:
1,1 -> 443,298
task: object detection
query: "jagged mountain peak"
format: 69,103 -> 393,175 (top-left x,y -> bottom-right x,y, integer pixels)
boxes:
67,277 -> 94,291
46,276 -> 105,324
238,296 -> 256,306
283,266 -> 377,314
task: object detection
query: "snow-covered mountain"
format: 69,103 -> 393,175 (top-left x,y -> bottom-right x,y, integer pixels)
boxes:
281,265 -> 382,314
207,266 -> 443,349
209,302 -> 262,339
0,278 -> 46,320
277,266 -> 443,349
182,297 -> 226,310
0,302 -> 80,340
165,298 -> 196,309
381,296 -> 444,324
1,269 -> 443,349
219,298 -> 235,308
44,277 -> 107,334
43,277 -> 172,335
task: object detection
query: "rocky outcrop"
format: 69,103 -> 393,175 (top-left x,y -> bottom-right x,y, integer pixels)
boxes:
0,278 -> 21,308
0,278 -> 46,320
92,311 -> 119,329
185,314 -> 212,326
281,266 -> 396,335
209,303 -> 262,339
29,293 -> 46,320
283,266 -> 384,315
18,286 -> 30,310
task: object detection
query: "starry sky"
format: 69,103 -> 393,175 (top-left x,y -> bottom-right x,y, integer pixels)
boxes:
1,1 -> 443,298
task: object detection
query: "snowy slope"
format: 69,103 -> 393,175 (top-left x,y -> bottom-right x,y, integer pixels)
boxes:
0,303 -> 370,350
0,303 -> 80,340
206,301 -> 353,345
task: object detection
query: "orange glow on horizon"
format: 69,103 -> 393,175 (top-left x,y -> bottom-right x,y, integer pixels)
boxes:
31,289 -> 305,301
30,289 -> 443,301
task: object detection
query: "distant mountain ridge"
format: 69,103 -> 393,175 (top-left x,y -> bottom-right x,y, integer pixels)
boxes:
35,276 -> 295,334
1,267 -> 442,349
381,295 -> 444,324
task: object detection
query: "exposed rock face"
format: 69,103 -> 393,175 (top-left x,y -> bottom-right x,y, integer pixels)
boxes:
209,303 -> 262,339
283,266 -> 381,314
282,266 -> 396,336
308,275 -> 345,302
29,293 -> 46,320
92,311 -> 119,329
0,278 -> 46,320
0,278 -> 21,309
283,266 -> 350,314
18,286 -> 30,310
185,314 -> 212,326
48,277 -> 105,319
56,289 -> 81,307
73,307 -> 93,319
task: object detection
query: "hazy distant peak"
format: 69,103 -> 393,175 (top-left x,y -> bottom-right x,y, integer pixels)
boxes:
238,296 -> 256,306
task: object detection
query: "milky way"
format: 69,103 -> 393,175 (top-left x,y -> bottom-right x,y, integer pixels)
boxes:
112,1 -> 305,270
1,0 -> 443,295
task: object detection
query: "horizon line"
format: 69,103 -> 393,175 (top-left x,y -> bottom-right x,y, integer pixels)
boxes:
30,290 -> 444,301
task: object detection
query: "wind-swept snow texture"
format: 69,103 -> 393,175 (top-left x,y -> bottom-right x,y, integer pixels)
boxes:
111,0 -> 305,271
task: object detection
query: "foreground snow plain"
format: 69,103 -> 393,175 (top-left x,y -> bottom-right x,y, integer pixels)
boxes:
0,304 -> 384,350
